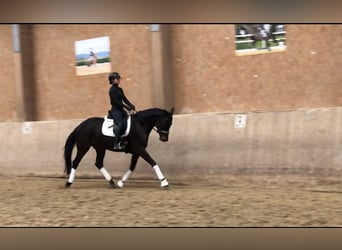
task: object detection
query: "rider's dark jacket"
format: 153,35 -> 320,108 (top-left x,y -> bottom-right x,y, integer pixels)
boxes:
109,84 -> 134,112
109,83 -> 134,139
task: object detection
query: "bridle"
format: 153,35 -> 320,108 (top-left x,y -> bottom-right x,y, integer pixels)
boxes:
153,127 -> 169,136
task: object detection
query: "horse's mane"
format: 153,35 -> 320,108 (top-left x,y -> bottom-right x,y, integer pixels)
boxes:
135,108 -> 167,120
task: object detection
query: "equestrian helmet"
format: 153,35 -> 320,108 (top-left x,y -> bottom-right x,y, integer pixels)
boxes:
108,72 -> 121,83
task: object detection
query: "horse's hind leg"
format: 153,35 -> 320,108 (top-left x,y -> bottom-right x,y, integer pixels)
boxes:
65,144 -> 90,188
94,147 -> 116,188
117,154 -> 139,188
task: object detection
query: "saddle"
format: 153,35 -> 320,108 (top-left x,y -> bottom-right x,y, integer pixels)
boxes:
101,111 -> 132,137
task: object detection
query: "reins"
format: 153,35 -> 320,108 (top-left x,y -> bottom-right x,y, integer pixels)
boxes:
129,109 -> 169,136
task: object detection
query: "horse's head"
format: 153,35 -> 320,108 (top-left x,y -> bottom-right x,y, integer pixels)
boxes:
155,108 -> 174,142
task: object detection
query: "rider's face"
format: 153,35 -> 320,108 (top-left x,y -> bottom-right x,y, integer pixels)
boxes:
114,78 -> 120,84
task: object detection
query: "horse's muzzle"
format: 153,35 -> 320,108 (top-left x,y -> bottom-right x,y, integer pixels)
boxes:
158,130 -> 169,142
159,135 -> 168,142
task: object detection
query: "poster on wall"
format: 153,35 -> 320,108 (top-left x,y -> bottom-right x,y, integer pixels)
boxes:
75,36 -> 111,76
235,24 -> 286,56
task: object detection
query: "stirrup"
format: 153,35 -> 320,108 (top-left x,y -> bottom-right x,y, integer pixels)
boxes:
113,141 -> 122,148
113,144 -> 124,150
113,141 -> 126,151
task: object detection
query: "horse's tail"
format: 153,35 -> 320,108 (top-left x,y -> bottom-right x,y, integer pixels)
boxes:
64,126 -> 79,176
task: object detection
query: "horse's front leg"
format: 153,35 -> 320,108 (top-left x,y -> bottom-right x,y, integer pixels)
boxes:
117,153 -> 139,188
139,149 -> 169,188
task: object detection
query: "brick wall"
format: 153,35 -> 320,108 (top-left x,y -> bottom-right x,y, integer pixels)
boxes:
31,24 -> 154,120
0,25 -> 16,121
0,24 -> 341,122
171,24 -> 342,113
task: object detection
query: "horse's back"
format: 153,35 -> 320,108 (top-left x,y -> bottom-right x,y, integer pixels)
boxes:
76,117 -> 104,133
85,117 -> 104,123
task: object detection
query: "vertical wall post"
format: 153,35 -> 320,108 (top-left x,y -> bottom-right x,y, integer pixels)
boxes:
150,24 -> 174,110
12,24 -> 26,121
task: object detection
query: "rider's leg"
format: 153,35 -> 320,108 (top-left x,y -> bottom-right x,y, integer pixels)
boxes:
113,124 -> 123,149
111,111 -> 124,150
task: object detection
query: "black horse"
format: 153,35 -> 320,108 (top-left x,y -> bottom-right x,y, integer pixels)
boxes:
64,107 -> 174,188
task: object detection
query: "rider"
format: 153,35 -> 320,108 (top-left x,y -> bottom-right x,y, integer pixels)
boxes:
108,72 -> 135,150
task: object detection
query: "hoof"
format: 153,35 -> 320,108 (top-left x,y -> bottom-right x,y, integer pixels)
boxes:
117,180 -> 124,188
65,182 -> 72,188
161,179 -> 169,188
109,179 -> 116,188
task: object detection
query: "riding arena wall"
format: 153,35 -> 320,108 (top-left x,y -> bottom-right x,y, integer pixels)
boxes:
1,107 -> 341,179
0,24 -> 341,178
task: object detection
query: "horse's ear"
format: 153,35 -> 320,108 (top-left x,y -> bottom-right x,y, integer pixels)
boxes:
170,107 -> 174,115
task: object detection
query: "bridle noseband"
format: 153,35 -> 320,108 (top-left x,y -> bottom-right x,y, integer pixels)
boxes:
153,127 -> 169,136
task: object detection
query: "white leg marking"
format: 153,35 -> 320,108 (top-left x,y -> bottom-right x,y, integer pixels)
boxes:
153,165 -> 165,181
153,165 -> 169,187
100,167 -> 112,182
117,180 -> 124,188
117,170 -> 133,188
161,179 -> 169,187
122,170 -> 132,182
68,168 -> 76,183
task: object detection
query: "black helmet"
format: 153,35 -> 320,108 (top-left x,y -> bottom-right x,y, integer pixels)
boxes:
108,72 -> 121,84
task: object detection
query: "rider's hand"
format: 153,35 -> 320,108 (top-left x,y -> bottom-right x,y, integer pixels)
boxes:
125,105 -> 132,111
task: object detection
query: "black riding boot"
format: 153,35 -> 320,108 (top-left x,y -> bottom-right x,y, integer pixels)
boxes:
113,126 -> 124,150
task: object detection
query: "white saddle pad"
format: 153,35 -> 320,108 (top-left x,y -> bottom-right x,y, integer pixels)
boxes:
101,115 -> 131,137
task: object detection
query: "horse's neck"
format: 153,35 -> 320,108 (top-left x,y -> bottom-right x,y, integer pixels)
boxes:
137,116 -> 157,134
135,109 -> 162,134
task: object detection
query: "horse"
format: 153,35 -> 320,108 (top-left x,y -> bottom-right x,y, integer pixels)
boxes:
240,24 -> 279,50
63,107 -> 174,188
86,50 -> 97,67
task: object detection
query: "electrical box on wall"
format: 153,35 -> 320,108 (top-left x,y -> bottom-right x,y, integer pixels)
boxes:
22,122 -> 33,134
234,114 -> 247,128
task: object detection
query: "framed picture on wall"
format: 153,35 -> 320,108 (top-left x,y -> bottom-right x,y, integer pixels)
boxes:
235,24 -> 286,56
75,36 -> 111,76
